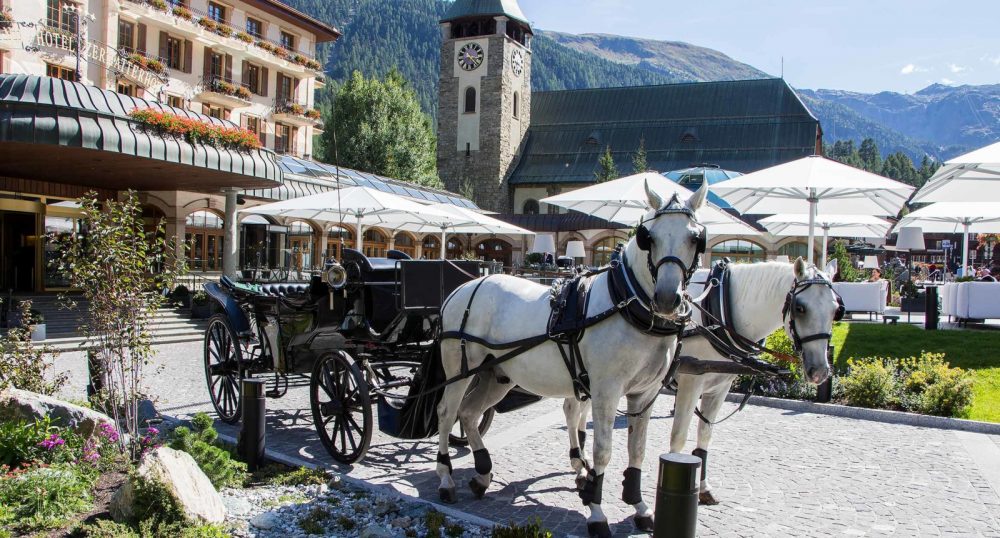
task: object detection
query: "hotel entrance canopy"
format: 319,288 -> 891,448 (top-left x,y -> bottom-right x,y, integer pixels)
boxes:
0,74 -> 281,191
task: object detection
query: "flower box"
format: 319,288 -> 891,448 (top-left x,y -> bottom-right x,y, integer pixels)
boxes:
172,6 -> 193,20
198,18 -> 217,31
236,31 -> 253,43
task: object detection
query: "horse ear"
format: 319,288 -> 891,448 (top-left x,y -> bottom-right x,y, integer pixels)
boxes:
686,181 -> 709,212
644,179 -> 663,210
825,258 -> 838,277
793,257 -> 808,280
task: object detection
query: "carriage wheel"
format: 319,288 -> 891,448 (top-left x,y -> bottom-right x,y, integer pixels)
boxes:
204,315 -> 245,424
449,406 -> 495,446
311,351 -> 373,464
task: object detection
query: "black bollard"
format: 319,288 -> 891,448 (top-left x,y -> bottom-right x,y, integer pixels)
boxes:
653,453 -> 701,538
239,378 -> 267,472
924,285 -> 939,330
815,344 -> 835,403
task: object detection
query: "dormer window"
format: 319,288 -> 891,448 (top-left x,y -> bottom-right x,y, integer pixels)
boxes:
680,129 -> 699,143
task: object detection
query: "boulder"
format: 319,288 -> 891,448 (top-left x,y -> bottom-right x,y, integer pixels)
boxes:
110,446 -> 226,524
0,387 -> 112,437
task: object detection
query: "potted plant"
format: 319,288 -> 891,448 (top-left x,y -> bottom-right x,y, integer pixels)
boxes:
235,86 -> 252,100
0,9 -> 13,30
198,17 -> 217,31
899,279 -> 925,313
235,31 -> 253,43
172,284 -> 191,308
190,291 -> 212,319
216,23 -> 233,37
172,5 -> 193,20
150,0 -> 168,11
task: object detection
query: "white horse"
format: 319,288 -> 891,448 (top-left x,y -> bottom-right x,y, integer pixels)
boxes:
433,183 -> 709,538
563,259 -> 840,505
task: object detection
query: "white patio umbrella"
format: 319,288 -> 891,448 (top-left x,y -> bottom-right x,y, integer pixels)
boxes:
711,155 -> 914,264
241,186 -> 456,254
539,172 -> 760,236
389,203 -> 534,259
912,141 -> 1000,203
759,213 -> 893,267
894,202 -> 1000,274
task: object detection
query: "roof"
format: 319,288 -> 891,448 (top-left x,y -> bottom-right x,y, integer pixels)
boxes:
494,212 -> 627,233
254,0 -> 340,42
662,165 -> 744,208
0,74 -> 281,190
441,0 -> 529,24
509,78 -> 819,186
243,155 -> 479,209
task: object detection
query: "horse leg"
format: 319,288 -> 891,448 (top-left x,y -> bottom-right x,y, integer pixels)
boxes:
580,391 -> 617,538
669,374 -> 702,453
457,374 -> 512,499
564,398 -> 591,490
436,376 -> 475,504
623,387 -> 659,532
692,381 -> 731,506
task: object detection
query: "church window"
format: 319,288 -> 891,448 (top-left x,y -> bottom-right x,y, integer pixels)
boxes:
522,199 -> 539,215
513,92 -> 519,118
464,87 -> 476,113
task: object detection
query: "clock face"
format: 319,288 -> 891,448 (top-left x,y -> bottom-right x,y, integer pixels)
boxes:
457,43 -> 484,71
511,50 -> 524,76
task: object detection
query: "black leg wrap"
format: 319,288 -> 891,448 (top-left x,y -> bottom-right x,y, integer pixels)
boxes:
621,467 -> 642,505
473,448 -> 492,475
569,447 -> 582,460
437,452 -> 453,475
587,521 -> 612,538
578,429 -> 587,451
692,448 -> 708,482
579,470 -> 604,506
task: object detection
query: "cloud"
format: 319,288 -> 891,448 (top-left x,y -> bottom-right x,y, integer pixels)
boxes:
900,64 -> 929,75
940,78 -> 956,85
949,63 -> 968,73
982,54 -> 1000,67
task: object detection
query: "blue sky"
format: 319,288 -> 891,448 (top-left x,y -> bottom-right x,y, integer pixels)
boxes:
519,0 -> 1000,94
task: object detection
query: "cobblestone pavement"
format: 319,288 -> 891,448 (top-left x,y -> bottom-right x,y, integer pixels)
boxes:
56,343 -> 1000,537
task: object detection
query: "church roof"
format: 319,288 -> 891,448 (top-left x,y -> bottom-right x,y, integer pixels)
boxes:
441,0 -> 529,24
508,78 -> 820,186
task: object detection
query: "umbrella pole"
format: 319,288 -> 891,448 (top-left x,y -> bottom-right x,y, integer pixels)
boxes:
821,226 -> 829,269
807,193 -> 817,265
440,228 -> 447,260
356,214 -> 364,255
962,222 -> 970,277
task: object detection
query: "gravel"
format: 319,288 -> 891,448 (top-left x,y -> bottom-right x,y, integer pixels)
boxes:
220,478 -> 489,538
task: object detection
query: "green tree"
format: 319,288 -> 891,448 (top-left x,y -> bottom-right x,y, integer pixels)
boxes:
595,145 -> 619,183
858,138 -> 883,174
881,151 -> 919,185
321,69 -> 441,188
918,155 -> 941,186
631,137 -> 648,174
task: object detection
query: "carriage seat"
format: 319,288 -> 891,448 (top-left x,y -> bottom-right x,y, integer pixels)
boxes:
386,249 -> 411,260
259,283 -> 310,298
342,248 -> 399,284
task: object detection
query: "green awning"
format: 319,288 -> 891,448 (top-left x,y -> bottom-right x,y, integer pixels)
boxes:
0,74 -> 282,191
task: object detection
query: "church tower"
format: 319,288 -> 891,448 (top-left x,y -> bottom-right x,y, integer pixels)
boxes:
437,0 -> 532,212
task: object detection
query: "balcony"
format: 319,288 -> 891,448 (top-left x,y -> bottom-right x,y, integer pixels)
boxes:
197,76 -> 252,107
120,0 -> 324,75
271,99 -> 323,128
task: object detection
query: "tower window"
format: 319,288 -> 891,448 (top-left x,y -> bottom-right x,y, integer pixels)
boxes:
522,199 -> 539,215
464,87 -> 476,113
512,92 -> 519,118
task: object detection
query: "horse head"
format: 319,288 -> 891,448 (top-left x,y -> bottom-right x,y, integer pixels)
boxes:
636,180 -> 708,318
782,258 -> 840,384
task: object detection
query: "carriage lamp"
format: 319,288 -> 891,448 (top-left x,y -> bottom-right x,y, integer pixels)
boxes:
566,241 -> 585,262
532,234 -> 555,254
863,255 -> 879,269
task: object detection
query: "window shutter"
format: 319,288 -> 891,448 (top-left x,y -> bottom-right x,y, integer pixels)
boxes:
183,40 -> 193,73
224,108 -> 231,121
261,67 -> 268,97
258,119 -> 266,146
225,54 -> 232,81
239,114 -> 246,129
241,60 -> 248,85
291,126 -> 298,155
136,23 -> 147,55
202,103 -> 210,115
203,48 -> 212,79
158,31 -> 167,60
292,77 -> 300,101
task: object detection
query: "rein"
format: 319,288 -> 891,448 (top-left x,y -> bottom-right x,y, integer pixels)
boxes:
782,277 -> 845,352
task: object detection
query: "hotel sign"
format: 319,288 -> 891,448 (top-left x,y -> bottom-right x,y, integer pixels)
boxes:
31,25 -> 163,89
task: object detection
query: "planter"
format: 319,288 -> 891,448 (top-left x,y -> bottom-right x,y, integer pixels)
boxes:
900,296 -> 925,313
191,303 -> 212,319
174,295 -> 191,309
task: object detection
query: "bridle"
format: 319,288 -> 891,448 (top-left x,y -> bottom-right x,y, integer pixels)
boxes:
781,275 -> 845,353
634,194 -> 707,287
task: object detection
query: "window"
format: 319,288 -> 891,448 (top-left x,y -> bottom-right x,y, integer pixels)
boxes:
46,63 -> 75,81
209,51 -> 224,78
512,91 -> 519,118
547,203 -> 560,215
185,210 -> 224,272
245,116 -> 260,136
46,0 -> 74,32
207,2 -> 226,23
274,123 -> 291,154
166,36 -> 182,69
464,87 -> 476,113
778,242 -> 810,260
116,81 -> 138,96
246,17 -> 263,38
205,104 -> 228,119
118,20 -> 135,52
522,199 -> 539,215
591,237 -> 621,267
244,63 -> 261,94
711,240 -> 766,263
276,73 -> 294,102
279,31 -> 295,50
166,95 -> 184,108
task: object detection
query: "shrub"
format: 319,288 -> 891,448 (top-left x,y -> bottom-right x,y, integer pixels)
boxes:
841,358 -> 897,409
235,31 -> 253,43
145,58 -> 164,73
191,291 -> 209,306
0,463 -> 93,532
304,108 -> 322,120
215,24 -> 233,37
293,54 -> 308,66
168,412 -> 246,488
197,18 -> 217,31
263,465 -> 327,487
75,516 -> 229,537
129,474 -> 185,527
899,353 -> 973,417
149,0 -> 168,10
235,86 -> 252,100
171,6 -> 192,20
305,59 -> 322,70
298,505 -> 330,534
732,328 -> 816,400
492,518 -> 553,538
0,299 -> 65,394
0,417 -> 55,469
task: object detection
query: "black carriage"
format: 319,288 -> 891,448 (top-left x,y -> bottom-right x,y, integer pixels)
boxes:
202,248 -> 515,464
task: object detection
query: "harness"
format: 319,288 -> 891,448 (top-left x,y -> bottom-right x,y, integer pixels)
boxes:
782,276 -> 846,352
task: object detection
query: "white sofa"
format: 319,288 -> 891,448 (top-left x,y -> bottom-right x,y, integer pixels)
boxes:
832,281 -> 889,319
944,281 -> 1000,322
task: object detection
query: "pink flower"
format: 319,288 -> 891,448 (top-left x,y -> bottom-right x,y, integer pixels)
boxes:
38,434 -> 65,451
99,422 -> 120,442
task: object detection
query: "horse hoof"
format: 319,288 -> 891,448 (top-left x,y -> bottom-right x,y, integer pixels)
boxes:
468,478 -> 488,500
634,515 -> 655,533
586,521 -> 612,538
575,475 -> 588,491
439,487 -> 457,504
699,490 -> 720,505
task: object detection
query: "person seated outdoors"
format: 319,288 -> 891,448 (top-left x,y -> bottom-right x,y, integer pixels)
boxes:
978,267 -> 997,282
868,268 -> 883,282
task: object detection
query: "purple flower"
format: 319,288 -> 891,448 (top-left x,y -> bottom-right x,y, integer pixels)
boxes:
37,434 -> 65,451
146,427 -> 160,437
98,422 -> 120,442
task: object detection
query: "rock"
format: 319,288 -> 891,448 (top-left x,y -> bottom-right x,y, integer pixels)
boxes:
110,447 -> 226,524
250,511 -> 281,530
375,498 -> 399,516
0,387 -> 112,437
137,399 -> 161,426
327,474 -> 344,490
222,496 -> 253,516
390,516 -> 412,529
360,525 -> 393,538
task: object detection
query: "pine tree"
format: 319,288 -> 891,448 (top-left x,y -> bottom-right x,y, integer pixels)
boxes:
631,138 -> 648,174
858,138 -> 883,174
595,145 -> 619,183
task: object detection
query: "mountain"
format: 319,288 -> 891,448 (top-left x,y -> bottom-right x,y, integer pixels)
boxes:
539,30 -> 770,83
799,84 -> 1000,160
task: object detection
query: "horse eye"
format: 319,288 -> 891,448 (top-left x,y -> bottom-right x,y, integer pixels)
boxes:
795,304 -> 806,314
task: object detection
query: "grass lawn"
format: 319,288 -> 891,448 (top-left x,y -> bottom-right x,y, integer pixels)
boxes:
830,322 -> 1000,423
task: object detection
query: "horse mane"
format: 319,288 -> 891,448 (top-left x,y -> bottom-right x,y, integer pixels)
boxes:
725,261 -> 797,339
